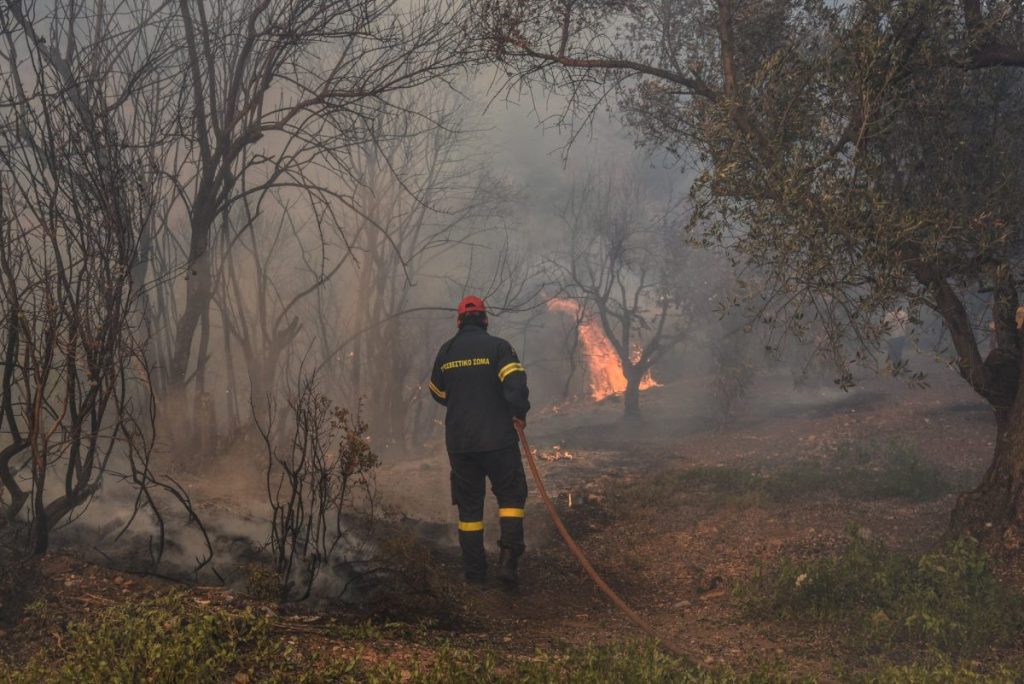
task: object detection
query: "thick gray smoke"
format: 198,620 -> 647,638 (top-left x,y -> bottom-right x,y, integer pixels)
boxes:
0,0 -> 841,596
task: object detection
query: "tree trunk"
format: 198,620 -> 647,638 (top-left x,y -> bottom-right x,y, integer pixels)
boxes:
951,398 -> 1024,548
30,447 -> 48,554
623,367 -> 642,421
921,268 -> 1022,547
168,223 -> 212,391
164,199 -> 215,455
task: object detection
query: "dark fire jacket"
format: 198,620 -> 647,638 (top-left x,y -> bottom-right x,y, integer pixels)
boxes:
428,323 -> 530,454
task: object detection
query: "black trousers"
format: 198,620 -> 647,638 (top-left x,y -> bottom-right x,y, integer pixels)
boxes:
449,443 -> 528,579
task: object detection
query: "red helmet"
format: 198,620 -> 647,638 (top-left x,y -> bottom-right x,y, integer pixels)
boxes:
457,295 -> 487,327
457,295 -> 487,315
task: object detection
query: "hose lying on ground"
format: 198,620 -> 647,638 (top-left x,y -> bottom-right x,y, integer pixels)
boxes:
515,424 -> 690,660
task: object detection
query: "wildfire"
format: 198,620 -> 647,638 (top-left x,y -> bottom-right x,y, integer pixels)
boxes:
547,298 -> 658,401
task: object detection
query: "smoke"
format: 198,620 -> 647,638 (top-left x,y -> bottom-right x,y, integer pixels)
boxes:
2,36 -> 846,600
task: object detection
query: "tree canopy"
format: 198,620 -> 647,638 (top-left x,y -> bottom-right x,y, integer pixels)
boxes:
478,0 -> 1024,543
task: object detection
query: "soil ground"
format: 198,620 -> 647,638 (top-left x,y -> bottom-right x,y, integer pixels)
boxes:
3,360 -> 1021,680
438,364 -> 1013,678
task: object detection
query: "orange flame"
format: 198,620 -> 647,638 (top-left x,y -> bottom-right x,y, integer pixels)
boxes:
548,298 -> 659,401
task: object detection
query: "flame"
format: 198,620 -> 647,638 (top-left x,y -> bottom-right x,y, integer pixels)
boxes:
548,298 -> 658,401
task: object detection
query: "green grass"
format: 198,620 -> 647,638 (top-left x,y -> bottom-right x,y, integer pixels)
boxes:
622,439 -> 952,508
830,441 -> 952,502
245,563 -> 285,602
6,601 -> 772,684
737,531 -> 1024,657
9,593 -> 358,684
8,592 -> 1021,683
356,642 -> 800,683
853,660 -> 1024,683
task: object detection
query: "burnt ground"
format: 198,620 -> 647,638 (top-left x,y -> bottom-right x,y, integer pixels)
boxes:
3,362 -> 1021,680
440,366 -> 1012,677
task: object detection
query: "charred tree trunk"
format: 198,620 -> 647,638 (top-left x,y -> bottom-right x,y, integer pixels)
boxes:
164,200 -> 216,450
169,200 -> 215,389
30,457 -> 48,555
623,365 -> 642,421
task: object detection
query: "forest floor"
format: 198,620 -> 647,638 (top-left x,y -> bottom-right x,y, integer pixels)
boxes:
3,360 -> 1023,682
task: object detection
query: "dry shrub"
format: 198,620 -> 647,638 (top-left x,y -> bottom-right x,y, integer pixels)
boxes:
256,377 -> 380,602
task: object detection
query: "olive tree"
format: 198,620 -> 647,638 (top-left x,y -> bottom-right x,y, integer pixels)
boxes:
552,170 -> 689,420
477,0 -> 1024,545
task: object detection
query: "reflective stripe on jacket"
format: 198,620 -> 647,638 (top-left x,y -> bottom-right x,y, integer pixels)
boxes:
428,323 -> 530,454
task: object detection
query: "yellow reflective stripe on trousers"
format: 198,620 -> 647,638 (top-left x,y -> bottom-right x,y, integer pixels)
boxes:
428,381 -> 446,399
497,362 -> 525,382
498,508 -> 525,518
458,521 -> 484,532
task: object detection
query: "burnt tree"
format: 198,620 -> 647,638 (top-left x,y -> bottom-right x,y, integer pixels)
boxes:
554,170 -> 688,420
0,0 -> 209,558
151,0 -> 475,449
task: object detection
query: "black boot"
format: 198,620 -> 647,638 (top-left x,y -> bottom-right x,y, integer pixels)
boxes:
459,529 -> 487,585
496,547 -> 519,585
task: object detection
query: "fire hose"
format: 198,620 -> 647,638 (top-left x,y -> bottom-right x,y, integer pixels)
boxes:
515,423 -> 690,660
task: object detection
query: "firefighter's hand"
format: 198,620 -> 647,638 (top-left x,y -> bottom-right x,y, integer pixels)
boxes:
513,417 -> 526,431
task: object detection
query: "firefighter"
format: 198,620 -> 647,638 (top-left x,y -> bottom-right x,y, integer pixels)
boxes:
428,295 -> 530,586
